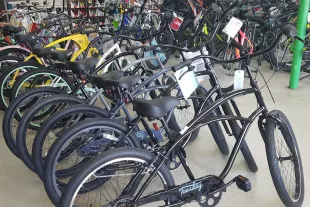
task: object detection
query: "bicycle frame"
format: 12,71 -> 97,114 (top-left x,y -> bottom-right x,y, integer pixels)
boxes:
123,56 -> 270,206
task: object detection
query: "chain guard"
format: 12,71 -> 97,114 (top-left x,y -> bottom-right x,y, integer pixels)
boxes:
165,147 -> 186,170
111,196 -> 133,207
197,177 -> 226,207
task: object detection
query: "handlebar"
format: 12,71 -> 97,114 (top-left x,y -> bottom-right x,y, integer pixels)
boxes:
81,19 -> 169,42
43,12 -> 72,20
171,24 -> 298,71
126,1 -> 240,53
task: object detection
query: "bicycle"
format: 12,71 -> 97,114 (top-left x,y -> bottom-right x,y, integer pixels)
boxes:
59,24 -> 304,207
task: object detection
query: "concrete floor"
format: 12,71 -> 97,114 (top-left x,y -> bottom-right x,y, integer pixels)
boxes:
0,60 -> 309,207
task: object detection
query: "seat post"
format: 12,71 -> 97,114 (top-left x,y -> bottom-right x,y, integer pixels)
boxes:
140,118 -> 160,146
159,117 -> 174,141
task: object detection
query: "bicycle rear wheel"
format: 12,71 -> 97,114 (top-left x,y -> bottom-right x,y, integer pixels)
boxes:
32,104 -> 110,180
0,61 -> 41,110
9,68 -> 73,107
265,110 -> 304,207
2,87 -> 64,158
59,147 -> 175,207
44,118 -> 141,205
16,95 -> 86,172
0,55 -> 22,74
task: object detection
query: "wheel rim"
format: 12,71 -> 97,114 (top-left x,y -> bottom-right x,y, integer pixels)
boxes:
1,66 -> 37,108
68,157 -> 168,207
274,124 -> 302,201
15,73 -> 72,120
0,59 -> 18,73
51,126 -> 129,197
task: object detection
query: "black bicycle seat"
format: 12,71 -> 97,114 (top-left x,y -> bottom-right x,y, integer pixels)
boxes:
40,20 -> 54,27
132,96 -> 179,118
104,75 -> 141,89
67,58 -> 97,72
32,47 -> 56,57
90,70 -> 124,86
2,25 -> 23,36
71,27 -> 83,34
49,49 -> 74,62
14,34 -> 38,47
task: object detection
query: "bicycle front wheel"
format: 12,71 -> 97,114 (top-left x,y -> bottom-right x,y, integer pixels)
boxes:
265,110 -> 304,207
59,147 -> 175,207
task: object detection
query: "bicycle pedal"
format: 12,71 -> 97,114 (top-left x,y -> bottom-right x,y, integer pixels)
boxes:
235,175 -> 251,192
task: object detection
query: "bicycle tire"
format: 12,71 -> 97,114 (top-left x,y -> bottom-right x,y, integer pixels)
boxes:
161,0 -> 194,19
0,61 -> 43,110
59,147 -> 175,207
0,47 -> 31,59
165,78 -> 201,143
9,68 -> 74,107
265,110 -> 304,207
44,118 -> 141,205
0,55 -> 23,74
2,87 -> 65,159
221,102 -> 258,172
196,87 -> 230,155
16,94 -> 87,172
32,104 -> 110,180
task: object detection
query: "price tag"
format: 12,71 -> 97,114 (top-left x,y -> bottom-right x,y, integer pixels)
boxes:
182,47 -> 210,82
174,68 -> 199,100
222,17 -> 243,38
170,17 -> 184,31
234,70 -> 244,89
194,11 -> 202,27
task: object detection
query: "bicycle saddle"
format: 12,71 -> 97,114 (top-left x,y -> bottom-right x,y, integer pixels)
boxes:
32,47 -> 56,57
67,58 -> 97,72
90,70 -> 124,85
71,27 -> 84,34
49,50 -> 74,62
94,74 -> 142,89
2,25 -> 23,36
106,75 -> 141,89
14,34 -> 38,47
132,96 -> 179,118
40,20 -> 54,27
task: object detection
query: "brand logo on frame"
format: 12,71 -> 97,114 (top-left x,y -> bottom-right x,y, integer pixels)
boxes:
179,181 -> 203,195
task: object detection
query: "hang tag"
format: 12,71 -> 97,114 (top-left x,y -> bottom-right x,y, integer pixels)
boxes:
182,47 -> 210,82
22,18 -> 30,31
222,17 -> 243,38
194,11 -> 202,27
170,17 -> 184,31
153,15 -> 160,30
234,70 -> 244,89
174,68 -> 199,100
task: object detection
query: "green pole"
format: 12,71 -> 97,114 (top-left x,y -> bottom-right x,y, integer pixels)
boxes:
289,0 -> 310,89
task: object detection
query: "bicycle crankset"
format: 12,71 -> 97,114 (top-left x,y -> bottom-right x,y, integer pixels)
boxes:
166,147 -> 186,170
197,176 -> 226,207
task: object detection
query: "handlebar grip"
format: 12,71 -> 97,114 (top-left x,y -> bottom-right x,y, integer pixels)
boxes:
162,11 -> 173,21
81,30 -> 99,35
125,45 -> 144,52
230,1 -> 240,9
144,45 -> 160,52
172,59 -> 192,72
127,7 -> 135,13
230,39 -> 246,52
